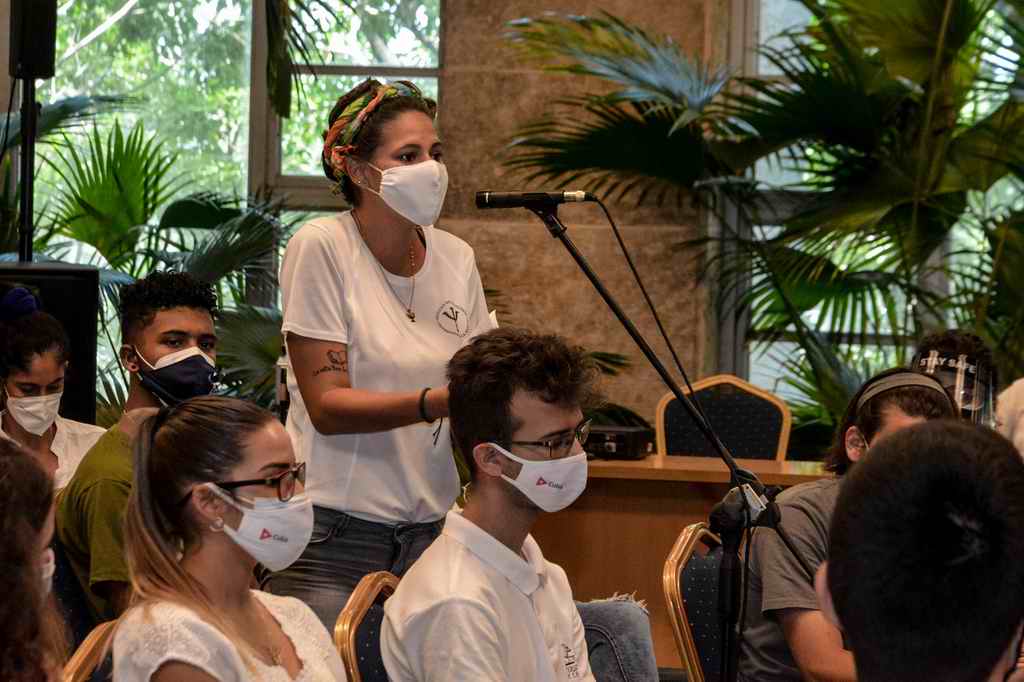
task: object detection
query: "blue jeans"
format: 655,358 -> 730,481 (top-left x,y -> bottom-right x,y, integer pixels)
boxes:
262,506 -> 442,624
265,506 -> 658,682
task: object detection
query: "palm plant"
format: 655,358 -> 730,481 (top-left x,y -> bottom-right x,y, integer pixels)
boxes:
503,2 -> 1024,455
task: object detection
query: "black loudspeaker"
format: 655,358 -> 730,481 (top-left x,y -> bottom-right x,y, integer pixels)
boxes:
10,0 -> 58,80
0,263 -> 100,425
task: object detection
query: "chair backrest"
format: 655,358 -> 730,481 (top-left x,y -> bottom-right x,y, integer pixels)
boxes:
663,522 -> 723,682
52,533 -> 98,652
656,374 -> 791,460
63,620 -> 116,682
334,571 -> 400,682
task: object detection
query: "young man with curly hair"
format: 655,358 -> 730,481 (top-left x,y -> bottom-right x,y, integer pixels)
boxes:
57,271 -> 218,620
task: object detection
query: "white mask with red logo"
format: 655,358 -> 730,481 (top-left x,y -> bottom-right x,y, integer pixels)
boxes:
205,483 -> 314,571
490,443 -> 588,512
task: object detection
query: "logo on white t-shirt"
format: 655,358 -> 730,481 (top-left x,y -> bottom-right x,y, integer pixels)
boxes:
436,301 -> 471,337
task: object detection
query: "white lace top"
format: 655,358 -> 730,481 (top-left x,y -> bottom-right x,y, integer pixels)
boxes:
112,590 -> 347,681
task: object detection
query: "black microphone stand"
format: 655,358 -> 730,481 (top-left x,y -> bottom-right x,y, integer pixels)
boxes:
526,202 -> 814,682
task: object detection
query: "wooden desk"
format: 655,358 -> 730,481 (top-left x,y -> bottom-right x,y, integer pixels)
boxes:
531,455 -> 827,669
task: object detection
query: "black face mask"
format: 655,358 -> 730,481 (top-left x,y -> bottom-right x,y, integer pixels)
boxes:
134,346 -> 216,406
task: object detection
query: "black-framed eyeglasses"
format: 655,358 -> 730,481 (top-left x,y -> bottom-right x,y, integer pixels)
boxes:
505,418 -> 591,460
179,462 -> 306,505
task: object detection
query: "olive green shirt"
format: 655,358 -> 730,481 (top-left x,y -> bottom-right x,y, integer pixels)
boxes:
56,426 -> 133,621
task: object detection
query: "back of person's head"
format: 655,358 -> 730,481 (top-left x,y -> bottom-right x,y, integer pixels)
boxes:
126,395 -> 276,602
446,327 -> 600,480
118,271 -> 217,346
0,439 -> 63,680
824,421 -> 1024,682
824,368 -> 956,474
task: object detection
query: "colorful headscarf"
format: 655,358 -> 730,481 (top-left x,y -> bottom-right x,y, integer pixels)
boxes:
322,80 -> 427,181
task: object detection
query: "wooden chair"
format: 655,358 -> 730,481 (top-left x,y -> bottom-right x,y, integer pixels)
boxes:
663,522 -> 724,682
334,571 -> 400,682
63,620 -> 116,682
656,374 -> 792,460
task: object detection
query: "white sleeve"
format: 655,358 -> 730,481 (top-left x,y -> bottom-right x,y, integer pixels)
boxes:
464,252 -> 495,340
280,222 -> 349,344
382,598 -> 509,682
112,604 -> 247,682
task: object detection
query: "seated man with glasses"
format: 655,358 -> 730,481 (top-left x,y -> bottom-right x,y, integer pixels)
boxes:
382,327 -> 646,681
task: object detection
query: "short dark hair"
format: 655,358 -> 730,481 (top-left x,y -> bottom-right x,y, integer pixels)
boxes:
322,78 -> 437,206
828,420 -> 1024,682
0,310 -> 70,380
119,272 -> 217,344
824,368 -> 956,475
446,328 -> 601,478
914,329 -> 998,393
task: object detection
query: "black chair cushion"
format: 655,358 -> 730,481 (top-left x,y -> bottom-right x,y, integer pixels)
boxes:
682,544 -> 723,682
665,383 -> 783,459
356,602 -> 389,682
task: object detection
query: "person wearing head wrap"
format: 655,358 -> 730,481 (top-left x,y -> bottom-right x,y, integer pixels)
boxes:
0,286 -> 104,489
272,77 -> 495,625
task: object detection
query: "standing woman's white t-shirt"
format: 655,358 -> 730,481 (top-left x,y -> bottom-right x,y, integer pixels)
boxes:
279,213 -> 492,524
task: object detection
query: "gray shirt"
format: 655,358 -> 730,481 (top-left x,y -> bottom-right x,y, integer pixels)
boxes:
737,477 -> 843,682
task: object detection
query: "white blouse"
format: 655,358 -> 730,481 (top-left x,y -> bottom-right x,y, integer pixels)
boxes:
112,591 -> 347,681
0,412 -> 104,488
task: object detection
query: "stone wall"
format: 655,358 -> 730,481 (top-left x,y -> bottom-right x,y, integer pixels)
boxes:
438,0 -> 729,421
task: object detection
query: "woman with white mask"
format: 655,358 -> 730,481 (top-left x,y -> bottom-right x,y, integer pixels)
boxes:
0,287 -> 103,489
112,396 -> 346,682
271,78 -> 494,627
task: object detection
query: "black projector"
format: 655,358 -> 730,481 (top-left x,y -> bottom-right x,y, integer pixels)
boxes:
584,425 -> 655,460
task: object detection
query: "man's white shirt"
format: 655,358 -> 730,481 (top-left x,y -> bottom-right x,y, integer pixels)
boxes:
381,511 -> 595,682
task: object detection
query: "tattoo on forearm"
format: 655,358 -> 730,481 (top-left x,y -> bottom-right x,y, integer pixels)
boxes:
313,349 -> 347,377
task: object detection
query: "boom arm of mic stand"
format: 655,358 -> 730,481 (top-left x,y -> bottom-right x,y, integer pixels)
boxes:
528,205 -> 815,682
527,205 -> 747,485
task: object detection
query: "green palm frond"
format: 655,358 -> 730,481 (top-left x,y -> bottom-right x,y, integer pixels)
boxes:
3,95 -> 127,156
44,120 -> 183,273
506,12 -> 729,131
216,304 -> 282,407
158,200 -> 285,288
265,0 -> 334,118
504,98 -> 715,203
96,366 -> 128,429
822,0 -> 993,86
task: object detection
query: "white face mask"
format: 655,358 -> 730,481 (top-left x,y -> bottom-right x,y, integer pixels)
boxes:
490,442 -> 589,513
40,547 -> 55,595
206,484 -> 314,572
365,159 -> 448,227
5,390 -> 62,436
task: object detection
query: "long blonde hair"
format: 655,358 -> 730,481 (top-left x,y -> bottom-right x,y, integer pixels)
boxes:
119,396 -> 278,668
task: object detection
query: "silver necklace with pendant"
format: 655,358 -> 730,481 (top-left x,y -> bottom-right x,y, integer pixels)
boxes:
354,211 -> 418,322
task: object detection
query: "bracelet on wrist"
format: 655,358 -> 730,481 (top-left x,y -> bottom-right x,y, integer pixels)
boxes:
419,387 -> 434,424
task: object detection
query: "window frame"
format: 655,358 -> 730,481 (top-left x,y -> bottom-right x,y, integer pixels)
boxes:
247,0 -> 444,210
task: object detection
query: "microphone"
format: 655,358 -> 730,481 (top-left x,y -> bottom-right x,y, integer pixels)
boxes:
476,190 -> 596,209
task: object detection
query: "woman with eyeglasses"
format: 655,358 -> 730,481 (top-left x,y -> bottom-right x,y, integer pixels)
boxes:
1,286 -> 104,489
111,396 -> 346,681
